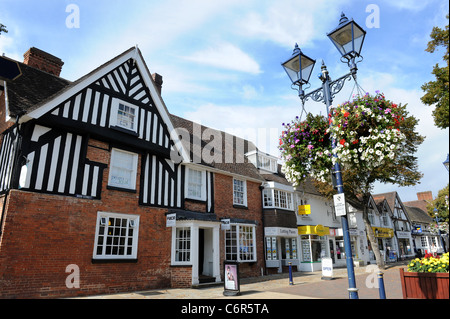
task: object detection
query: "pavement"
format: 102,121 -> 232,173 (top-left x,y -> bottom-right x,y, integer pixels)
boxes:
77,260 -> 410,300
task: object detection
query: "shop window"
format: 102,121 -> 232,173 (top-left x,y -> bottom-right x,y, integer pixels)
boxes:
301,235 -> 328,262
225,224 -> 256,262
265,237 -> 278,260
174,227 -> 191,263
93,212 -> 139,260
281,238 -> 298,259
108,148 -> 138,190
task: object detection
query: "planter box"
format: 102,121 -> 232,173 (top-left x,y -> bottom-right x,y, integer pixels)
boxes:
399,268 -> 449,299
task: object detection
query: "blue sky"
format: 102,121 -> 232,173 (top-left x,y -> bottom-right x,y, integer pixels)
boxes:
1,0 -> 449,203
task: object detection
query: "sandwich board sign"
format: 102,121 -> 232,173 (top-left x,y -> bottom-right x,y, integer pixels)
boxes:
333,193 -> 347,217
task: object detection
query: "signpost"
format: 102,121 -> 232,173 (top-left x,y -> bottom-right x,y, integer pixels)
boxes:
333,193 -> 347,217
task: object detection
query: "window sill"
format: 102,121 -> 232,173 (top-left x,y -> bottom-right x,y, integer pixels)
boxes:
110,125 -> 139,137
92,258 -> 138,264
107,185 -> 137,193
233,204 -> 248,210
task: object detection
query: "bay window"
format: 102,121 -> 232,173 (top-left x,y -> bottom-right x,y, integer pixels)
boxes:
225,224 -> 256,262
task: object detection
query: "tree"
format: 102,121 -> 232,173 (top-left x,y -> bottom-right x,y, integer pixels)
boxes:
0,23 -> 7,35
427,183 -> 449,223
421,14 -> 449,129
280,92 -> 424,269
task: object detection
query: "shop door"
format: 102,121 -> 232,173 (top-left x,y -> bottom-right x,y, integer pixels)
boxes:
199,228 -> 214,279
329,239 -> 335,263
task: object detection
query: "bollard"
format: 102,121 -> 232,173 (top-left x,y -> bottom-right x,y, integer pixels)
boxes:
378,271 -> 386,299
288,262 -> 293,285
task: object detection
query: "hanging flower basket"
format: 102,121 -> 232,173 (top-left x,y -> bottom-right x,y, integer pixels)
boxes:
279,92 -> 406,185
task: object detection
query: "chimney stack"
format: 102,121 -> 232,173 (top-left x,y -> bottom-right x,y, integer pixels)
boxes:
417,191 -> 433,201
152,73 -> 163,95
23,47 -> 64,77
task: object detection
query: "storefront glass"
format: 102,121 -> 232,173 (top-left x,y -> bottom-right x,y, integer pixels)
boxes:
300,235 -> 328,262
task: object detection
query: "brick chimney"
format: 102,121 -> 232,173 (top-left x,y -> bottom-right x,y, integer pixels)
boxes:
417,191 -> 433,201
23,47 -> 64,77
152,73 -> 163,95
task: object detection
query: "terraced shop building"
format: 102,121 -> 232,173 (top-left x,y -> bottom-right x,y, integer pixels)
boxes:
0,47 -> 264,298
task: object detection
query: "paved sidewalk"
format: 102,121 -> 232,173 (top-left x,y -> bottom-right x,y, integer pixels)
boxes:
78,261 -> 410,299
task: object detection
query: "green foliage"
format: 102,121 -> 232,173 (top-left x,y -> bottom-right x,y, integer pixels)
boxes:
421,14 -> 449,129
0,23 -> 7,35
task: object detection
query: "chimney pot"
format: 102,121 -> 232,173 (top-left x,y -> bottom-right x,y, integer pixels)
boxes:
23,47 -> 64,77
152,73 -> 163,95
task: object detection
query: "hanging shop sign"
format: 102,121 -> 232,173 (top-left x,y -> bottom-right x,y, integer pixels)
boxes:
166,213 -> 176,227
298,204 -> 311,215
221,219 -> 231,230
372,227 -> 394,238
298,225 -> 330,236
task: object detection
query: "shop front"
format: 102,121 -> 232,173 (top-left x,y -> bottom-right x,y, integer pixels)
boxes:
396,230 -> 414,260
369,226 -> 396,263
298,225 -> 330,272
264,227 -> 299,273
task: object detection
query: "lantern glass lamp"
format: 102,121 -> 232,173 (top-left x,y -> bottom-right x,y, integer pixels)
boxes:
282,43 -> 316,86
444,154 -> 449,172
327,12 -> 366,61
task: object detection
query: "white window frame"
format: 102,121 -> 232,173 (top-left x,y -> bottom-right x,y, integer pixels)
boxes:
171,226 -> 192,265
110,99 -> 139,133
185,168 -> 206,201
93,212 -> 140,260
108,148 -> 139,190
225,224 -> 257,262
233,178 -> 247,207
263,188 -> 294,211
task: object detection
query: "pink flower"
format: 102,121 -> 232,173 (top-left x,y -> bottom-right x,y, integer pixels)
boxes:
384,108 -> 391,114
307,144 -> 314,150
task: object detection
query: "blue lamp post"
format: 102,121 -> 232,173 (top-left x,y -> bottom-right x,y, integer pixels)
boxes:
282,12 -> 366,299
443,154 -> 449,172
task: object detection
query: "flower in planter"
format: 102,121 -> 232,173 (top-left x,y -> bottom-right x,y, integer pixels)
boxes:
408,252 -> 449,273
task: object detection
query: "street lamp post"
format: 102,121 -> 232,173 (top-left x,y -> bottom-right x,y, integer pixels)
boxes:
433,208 -> 445,253
443,154 -> 449,172
282,13 -> 366,300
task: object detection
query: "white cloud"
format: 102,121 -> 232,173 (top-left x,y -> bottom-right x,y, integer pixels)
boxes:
238,0 -> 352,48
183,42 -> 262,74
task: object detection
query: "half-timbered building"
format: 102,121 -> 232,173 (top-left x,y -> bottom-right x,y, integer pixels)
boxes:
0,47 -> 264,298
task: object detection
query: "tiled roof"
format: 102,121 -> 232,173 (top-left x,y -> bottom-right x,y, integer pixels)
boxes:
404,206 -> 433,224
3,57 -> 71,117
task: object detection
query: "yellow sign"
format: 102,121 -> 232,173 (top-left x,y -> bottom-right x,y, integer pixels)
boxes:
372,227 -> 394,238
298,225 -> 330,236
298,205 -> 311,215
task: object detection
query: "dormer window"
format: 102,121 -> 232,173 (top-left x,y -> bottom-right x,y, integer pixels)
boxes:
117,103 -> 136,131
258,154 -> 277,172
110,98 -> 139,134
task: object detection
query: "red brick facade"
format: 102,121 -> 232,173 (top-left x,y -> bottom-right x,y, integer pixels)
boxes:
0,138 -> 264,298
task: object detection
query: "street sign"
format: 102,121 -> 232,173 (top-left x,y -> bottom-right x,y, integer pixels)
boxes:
0,56 -> 22,81
221,219 -> 231,230
333,193 -> 347,216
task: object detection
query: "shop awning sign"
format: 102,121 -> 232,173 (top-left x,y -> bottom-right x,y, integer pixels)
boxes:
333,193 -> 347,216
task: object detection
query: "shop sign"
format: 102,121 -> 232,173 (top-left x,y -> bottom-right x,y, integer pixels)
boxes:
333,193 -> 347,216
321,257 -> 333,280
372,227 -> 394,238
221,219 -> 231,230
396,231 -> 411,238
298,204 -> 311,215
265,227 -> 297,237
166,213 -> 176,227
411,225 -> 422,235
298,225 -> 330,236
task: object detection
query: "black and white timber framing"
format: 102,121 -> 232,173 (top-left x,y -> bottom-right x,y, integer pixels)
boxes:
1,48 -> 193,209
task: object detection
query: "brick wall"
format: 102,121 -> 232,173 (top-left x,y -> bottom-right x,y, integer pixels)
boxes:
0,137 -> 266,298
213,174 -> 264,278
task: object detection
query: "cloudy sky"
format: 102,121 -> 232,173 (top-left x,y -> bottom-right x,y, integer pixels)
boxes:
1,0 -> 449,202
